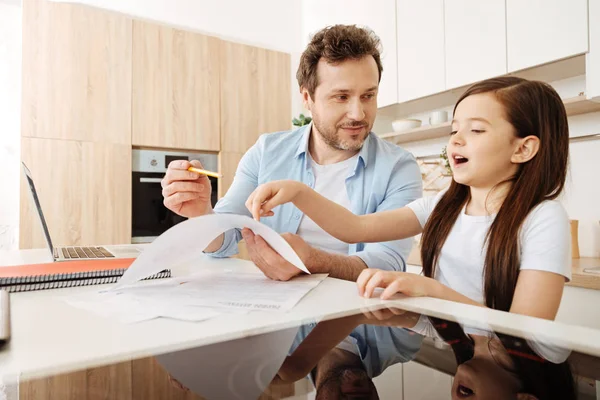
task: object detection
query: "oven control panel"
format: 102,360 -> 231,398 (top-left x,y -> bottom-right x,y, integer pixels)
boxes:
132,149 -> 218,173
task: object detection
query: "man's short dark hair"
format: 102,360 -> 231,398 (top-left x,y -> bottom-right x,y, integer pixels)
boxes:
297,24 -> 383,99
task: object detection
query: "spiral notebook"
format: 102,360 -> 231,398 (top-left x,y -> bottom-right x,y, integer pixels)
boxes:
0,258 -> 171,293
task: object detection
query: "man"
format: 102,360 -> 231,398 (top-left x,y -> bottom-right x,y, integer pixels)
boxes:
161,24 -> 422,281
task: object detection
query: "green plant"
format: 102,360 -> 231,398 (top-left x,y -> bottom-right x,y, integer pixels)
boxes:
440,146 -> 452,175
292,113 -> 312,127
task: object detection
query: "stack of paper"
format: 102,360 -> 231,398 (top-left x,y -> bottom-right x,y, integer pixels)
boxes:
66,271 -> 326,323
64,214 -> 326,323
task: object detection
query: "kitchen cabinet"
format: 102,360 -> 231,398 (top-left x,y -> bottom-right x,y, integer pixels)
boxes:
587,0 -> 600,100
20,137 -> 131,249
444,0 -> 507,89
20,362 -> 134,400
301,0 -> 398,107
219,41 -> 291,154
506,0 -> 588,72
21,0 -> 132,144
132,20 -> 221,151
403,361 -> 452,400
396,0 -> 445,102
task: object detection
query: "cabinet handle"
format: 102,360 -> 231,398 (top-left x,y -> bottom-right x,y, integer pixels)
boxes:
139,177 -> 163,184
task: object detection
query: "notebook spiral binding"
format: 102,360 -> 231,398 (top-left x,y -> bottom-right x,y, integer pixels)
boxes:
0,270 -> 171,293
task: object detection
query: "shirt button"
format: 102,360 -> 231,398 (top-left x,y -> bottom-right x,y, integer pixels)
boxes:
295,214 -> 301,220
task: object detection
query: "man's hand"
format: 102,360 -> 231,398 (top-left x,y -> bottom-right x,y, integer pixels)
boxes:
241,228 -> 312,281
161,160 -> 213,218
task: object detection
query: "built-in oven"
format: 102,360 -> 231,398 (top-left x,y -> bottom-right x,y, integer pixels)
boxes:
131,149 -> 219,244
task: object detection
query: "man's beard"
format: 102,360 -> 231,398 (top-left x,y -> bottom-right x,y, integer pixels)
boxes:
313,118 -> 370,152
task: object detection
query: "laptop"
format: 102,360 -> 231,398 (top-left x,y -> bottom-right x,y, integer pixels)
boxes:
21,162 -> 142,262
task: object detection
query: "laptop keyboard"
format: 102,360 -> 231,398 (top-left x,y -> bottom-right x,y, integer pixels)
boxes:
60,246 -> 114,259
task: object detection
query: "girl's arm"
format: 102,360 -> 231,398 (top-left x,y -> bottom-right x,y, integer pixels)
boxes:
246,180 -> 423,243
508,270 -> 564,320
358,269 -> 564,320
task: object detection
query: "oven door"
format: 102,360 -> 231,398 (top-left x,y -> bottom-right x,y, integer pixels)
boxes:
131,171 -> 218,242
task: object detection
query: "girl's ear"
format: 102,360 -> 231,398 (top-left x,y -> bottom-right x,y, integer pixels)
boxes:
511,135 -> 540,164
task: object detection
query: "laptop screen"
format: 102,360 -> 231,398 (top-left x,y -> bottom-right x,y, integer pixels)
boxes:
21,162 -> 54,256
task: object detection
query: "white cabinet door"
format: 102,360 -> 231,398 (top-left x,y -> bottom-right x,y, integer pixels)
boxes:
301,0 -> 398,107
403,361 -> 452,400
444,0 -> 507,89
396,0 -> 445,102
506,0 -> 588,72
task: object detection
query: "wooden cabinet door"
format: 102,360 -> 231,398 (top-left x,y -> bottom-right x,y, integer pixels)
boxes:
21,0 -> 132,144
132,21 -> 220,151
396,0 -> 445,102
220,41 -> 291,154
507,0 -> 588,72
20,137 -> 131,249
444,0 -> 507,89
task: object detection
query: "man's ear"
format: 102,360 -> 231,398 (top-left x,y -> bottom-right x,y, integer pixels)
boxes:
511,135 -> 540,164
301,86 -> 312,112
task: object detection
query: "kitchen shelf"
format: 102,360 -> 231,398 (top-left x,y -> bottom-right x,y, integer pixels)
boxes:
379,95 -> 600,144
563,95 -> 600,116
379,122 -> 451,144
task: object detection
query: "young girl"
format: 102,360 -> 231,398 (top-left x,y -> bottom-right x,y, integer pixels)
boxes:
246,76 -> 571,320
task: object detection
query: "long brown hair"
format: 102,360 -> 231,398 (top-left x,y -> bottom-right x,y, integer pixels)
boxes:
420,77 -> 569,311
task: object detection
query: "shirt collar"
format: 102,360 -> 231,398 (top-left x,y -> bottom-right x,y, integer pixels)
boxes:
294,123 -> 312,159
294,121 -> 373,169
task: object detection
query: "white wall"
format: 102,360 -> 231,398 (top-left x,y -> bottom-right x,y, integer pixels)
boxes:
51,0 -> 301,52
398,75 -> 600,258
0,1 -> 22,250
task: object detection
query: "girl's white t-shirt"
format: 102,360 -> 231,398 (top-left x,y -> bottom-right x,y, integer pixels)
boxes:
406,191 -> 571,304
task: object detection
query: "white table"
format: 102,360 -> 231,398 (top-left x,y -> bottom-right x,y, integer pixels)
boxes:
2,247 -> 600,385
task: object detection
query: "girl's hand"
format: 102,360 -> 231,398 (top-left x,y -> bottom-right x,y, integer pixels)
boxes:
357,269 -> 439,300
246,180 -> 306,221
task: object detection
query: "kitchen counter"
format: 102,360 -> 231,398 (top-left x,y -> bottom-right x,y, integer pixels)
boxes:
405,261 -> 600,331
408,247 -> 600,291
568,257 -> 600,290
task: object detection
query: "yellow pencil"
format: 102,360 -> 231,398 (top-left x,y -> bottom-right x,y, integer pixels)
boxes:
187,166 -> 221,179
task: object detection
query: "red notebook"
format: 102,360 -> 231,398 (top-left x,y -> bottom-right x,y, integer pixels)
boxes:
0,258 -> 171,293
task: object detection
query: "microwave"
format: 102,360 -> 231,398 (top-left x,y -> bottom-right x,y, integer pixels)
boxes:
131,149 -> 219,243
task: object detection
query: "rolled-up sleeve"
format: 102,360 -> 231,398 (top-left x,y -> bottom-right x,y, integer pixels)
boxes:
207,137 -> 264,258
354,153 -> 423,271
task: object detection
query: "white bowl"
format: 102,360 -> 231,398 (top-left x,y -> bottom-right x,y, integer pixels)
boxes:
392,119 -> 422,132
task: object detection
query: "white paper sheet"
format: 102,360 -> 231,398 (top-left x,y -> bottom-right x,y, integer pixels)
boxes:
115,214 -> 309,289
146,270 -> 328,312
65,279 -> 226,323
65,269 -> 326,323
